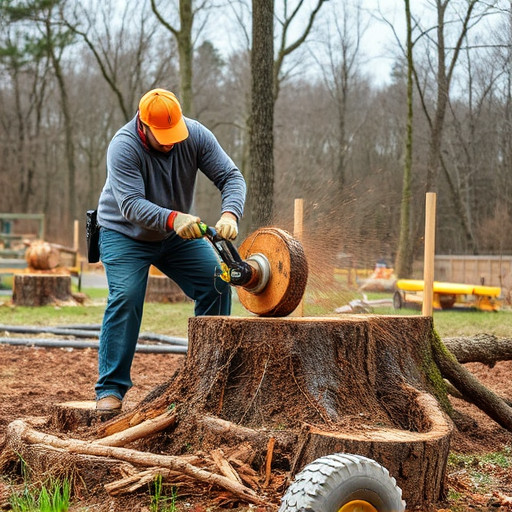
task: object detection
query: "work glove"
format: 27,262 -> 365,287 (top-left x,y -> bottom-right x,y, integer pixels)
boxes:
215,213 -> 238,240
169,211 -> 202,239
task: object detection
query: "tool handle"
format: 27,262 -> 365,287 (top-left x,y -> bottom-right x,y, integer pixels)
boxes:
198,222 -> 242,265
198,222 -> 214,238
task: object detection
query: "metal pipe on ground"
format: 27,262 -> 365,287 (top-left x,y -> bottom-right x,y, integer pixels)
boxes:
0,337 -> 187,354
0,324 -> 188,346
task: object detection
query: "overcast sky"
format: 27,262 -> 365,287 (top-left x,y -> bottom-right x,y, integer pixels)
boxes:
358,0 -> 407,84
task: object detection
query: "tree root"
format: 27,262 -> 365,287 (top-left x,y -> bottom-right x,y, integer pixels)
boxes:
432,330 -> 512,432
7,420 -> 268,506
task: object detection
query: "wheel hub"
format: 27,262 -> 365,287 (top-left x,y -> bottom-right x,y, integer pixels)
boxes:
338,500 -> 378,512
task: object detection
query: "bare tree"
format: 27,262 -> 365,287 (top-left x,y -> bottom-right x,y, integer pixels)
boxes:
0,12 -> 51,213
65,0 -> 173,123
314,3 -> 366,202
414,0 -> 490,193
2,0 -> 80,226
395,0 -> 414,277
273,0 -> 328,100
150,0 -> 206,116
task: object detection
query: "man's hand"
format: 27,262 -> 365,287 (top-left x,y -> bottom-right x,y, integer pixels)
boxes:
171,212 -> 202,239
215,212 -> 238,240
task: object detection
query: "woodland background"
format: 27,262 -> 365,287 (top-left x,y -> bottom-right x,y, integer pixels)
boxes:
1,0 -> 512,275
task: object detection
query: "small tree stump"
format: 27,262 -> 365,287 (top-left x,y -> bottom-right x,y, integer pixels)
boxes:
145,275 -> 188,303
50,401 -> 120,431
12,273 -> 72,306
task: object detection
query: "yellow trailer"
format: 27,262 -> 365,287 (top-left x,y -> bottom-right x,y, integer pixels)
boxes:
394,279 -> 502,312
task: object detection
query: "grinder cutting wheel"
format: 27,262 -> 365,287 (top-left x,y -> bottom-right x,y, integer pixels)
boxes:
199,224 -> 308,317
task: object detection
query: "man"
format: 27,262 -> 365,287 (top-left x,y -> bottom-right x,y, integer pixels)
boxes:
95,88 -> 246,412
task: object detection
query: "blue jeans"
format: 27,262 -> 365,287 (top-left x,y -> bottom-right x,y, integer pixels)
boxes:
95,227 -> 231,400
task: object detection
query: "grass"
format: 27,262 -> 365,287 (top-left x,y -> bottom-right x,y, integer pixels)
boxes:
1,282 -> 511,339
448,446 -> 512,470
149,474 -> 177,512
10,477 -> 71,512
446,447 -> 512,504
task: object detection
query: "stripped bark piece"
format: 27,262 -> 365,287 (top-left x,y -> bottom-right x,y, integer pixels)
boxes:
211,449 -> 242,484
95,411 -> 176,446
263,437 -> 276,488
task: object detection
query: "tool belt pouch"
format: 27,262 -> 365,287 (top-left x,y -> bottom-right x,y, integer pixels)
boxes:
86,209 -> 100,263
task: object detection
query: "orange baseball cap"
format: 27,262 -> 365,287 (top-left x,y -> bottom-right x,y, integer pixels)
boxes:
138,89 -> 189,145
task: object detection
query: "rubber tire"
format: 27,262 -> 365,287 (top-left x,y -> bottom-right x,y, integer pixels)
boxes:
279,453 -> 405,512
439,294 -> 456,310
392,291 -> 403,310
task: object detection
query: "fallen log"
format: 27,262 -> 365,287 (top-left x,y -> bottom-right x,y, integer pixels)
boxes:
7,420 -> 267,506
444,334 -> 512,366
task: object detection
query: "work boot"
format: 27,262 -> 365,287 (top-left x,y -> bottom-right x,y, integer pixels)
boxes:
96,395 -> 122,412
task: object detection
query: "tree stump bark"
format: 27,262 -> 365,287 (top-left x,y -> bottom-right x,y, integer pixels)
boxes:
12,273 -> 72,306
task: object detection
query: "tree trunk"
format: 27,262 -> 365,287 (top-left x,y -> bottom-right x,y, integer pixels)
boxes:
45,15 -> 77,228
177,0 -> 193,116
395,0 -> 414,278
249,0 -> 274,228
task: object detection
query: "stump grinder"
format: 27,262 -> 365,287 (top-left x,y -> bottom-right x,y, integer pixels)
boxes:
200,224 -> 308,317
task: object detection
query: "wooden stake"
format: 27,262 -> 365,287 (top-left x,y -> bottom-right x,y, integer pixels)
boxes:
293,199 -> 304,241
73,219 -> 79,252
73,219 -> 80,269
422,193 -> 437,316
293,198 -> 304,317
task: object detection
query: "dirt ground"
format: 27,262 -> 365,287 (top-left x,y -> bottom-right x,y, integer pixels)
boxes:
1,343 -> 512,511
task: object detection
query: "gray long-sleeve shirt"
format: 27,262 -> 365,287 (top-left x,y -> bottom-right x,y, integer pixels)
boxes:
97,115 -> 246,241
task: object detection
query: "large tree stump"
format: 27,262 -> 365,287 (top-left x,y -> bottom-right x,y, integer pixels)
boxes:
98,315 -> 452,508
12,273 -> 72,306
